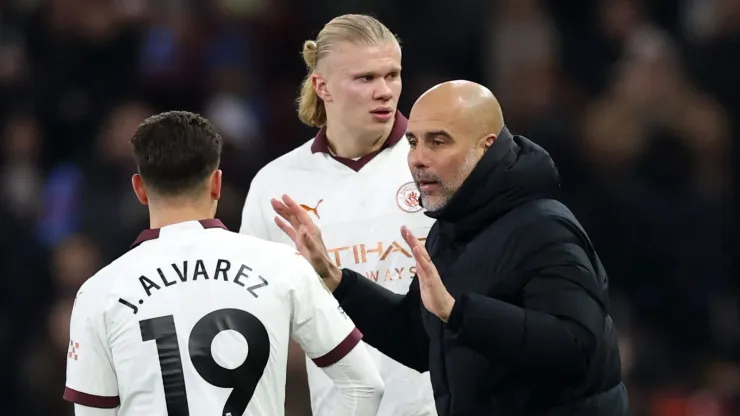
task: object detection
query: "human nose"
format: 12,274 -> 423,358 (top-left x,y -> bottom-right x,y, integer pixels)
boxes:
408,144 -> 429,170
374,79 -> 393,101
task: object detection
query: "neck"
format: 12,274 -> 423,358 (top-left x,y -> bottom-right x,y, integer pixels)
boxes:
325,122 -> 393,159
148,200 -> 215,229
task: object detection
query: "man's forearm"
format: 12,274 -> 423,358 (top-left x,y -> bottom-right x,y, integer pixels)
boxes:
322,342 -> 384,416
334,269 -> 429,372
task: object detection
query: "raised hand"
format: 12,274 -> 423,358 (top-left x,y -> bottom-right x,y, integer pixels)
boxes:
271,194 -> 341,290
401,226 -> 455,322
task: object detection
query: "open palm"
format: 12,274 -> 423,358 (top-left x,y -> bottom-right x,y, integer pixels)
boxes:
401,226 -> 456,322
271,194 -> 340,289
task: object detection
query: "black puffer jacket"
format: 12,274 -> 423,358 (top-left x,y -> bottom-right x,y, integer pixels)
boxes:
334,127 -> 629,415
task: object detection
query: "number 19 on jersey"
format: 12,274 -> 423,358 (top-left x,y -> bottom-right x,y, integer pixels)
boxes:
139,308 -> 271,416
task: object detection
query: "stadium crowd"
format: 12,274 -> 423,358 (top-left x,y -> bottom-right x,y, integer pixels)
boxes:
1,0 -> 739,415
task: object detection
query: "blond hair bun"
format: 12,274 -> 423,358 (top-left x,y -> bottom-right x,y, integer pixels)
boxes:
302,40 -> 318,69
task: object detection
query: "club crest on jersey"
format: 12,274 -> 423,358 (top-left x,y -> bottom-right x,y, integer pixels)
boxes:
396,182 -> 422,213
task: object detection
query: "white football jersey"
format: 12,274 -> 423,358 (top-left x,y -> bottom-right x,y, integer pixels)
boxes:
240,113 -> 438,416
64,219 -> 362,416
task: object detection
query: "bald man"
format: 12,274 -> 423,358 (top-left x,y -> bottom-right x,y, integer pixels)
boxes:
272,81 -> 629,415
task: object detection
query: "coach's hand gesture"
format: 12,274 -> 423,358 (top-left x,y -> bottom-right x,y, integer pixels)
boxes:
401,226 -> 456,322
271,194 -> 342,291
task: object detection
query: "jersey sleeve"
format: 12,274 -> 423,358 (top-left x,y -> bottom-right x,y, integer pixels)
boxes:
288,256 -> 362,367
239,174 -> 272,239
63,288 -> 120,409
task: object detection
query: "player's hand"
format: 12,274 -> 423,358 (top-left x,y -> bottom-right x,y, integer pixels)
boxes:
401,226 -> 455,322
272,194 -> 342,291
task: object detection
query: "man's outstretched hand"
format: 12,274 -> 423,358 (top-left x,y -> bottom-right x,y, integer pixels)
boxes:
401,226 -> 455,322
271,194 -> 342,291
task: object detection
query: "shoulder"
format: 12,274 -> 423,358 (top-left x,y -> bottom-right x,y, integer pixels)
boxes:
501,199 -> 577,230
250,139 -> 316,189
524,199 -> 583,239
204,229 -> 290,253
491,199 -> 584,251
83,249 -> 139,291
501,200 -> 598,272
211,230 -> 306,269
71,255 -> 131,319
234,233 -> 317,289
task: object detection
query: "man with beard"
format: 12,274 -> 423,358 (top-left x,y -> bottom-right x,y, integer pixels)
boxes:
271,80 -> 629,415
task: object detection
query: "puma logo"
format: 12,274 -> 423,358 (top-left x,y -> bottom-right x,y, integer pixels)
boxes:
300,199 -> 323,219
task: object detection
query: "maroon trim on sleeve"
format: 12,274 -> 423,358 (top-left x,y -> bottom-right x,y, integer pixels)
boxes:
63,387 -> 120,408
312,327 -> 364,368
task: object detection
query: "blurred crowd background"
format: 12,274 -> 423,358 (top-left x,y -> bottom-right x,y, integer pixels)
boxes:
1,0 -> 739,415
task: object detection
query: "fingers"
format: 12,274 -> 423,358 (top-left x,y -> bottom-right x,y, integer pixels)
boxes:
271,198 -> 299,227
282,194 -> 318,231
403,226 -> 433,278
401,226 -> 420,250
412,245 -> 437,282
412,246 -> 428,284
274,216 -> 298,242
298,226 -> 324,258
281,194 -> 301,209
270,198 -> 290,215
412,245 -> 432,267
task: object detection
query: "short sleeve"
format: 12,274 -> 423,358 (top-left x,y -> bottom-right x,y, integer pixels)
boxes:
288,256 -> 362,368
239,175 -> 272,239
63,288 -> 120,409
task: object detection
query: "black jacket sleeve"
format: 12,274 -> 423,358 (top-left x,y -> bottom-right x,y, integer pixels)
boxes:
332,268 -> 429,372
446,219 -> 604,381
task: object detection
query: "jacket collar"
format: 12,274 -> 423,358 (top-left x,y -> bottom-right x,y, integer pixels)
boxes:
425,126 -> 560,242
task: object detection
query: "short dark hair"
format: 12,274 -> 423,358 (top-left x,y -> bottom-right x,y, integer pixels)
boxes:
131,111 -> 222,196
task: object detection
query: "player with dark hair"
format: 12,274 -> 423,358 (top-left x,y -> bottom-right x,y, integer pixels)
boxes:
64,111 -> 384,416
130,111 -> 224,197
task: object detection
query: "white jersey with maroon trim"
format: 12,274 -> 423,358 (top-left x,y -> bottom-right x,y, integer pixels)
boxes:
64,219 -> 369,416
240,113 -> 438,416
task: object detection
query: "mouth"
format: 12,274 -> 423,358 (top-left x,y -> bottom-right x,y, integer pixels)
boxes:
370,108 -> 393,119
417,180 -> 439,192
